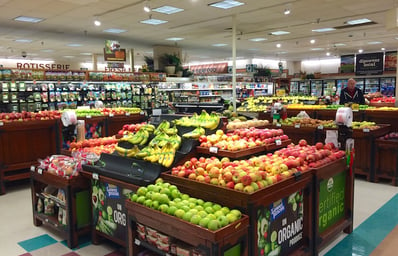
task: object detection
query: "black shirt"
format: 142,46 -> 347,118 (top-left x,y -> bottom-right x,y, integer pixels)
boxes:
339,87 -> 365,105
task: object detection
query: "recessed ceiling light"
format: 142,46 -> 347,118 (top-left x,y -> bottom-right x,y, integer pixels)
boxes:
249,38 -> 267,42
41,49 -> 54,53
276,43 -> 281,48
270,31 -> 290,35
326,52 -> 331,56
63,56 -> 75,58
358,49 -> 363,53
166,37 -> 184,41
381,47 -> 386,51
212,43 -> 228,47
94,18 -> 101,26
278,51 -> 288,54
13,16 -> 44,23
209,0 -> 245,10
310,39 -> 316,44
334,43 -> 346,46
140,19 -> 168,25
152,5 -> 184,14
312,28 -> 336,32
143,0 -> 151,13
103,28 -> 127,33
284,9 -> 290,15
367,41 -> 382,45
346,18 -> 372,25
80,52 -> 92,55
67,43 -> 83,47
14,39 -> 32,43
311,48 -> 324,51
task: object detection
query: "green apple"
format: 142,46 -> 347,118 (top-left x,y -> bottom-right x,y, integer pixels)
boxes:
190,214 -> 201,225
199,217 -> 210,228
198,210 -> 208,218
131,194 -> 138,202
144,199 -> 153,208
167,206 -> 178,215
217,215 -> 229,227
183,212 -> 193,222
136,196 -> 146,204
226,213 -> 238,224
158,194 -> 170,204
159,204 -> 168,213
181,193 -> 190,200
196,199 -> 205,205
195,205 -> 204,212
181,205 -> 190,213
152,201 -> 160,210
207,214 -> 216,220
207,219 -> 220,231
230,209 -> 242,219
214,210 -> 224,218
174,209 -> 185,219
205,206 -> 214,214
136,187 -> 147,196
203,202 -> 213,208
188,209 -> 198,215
220,206 -> 230,215
212,203 -> 222,212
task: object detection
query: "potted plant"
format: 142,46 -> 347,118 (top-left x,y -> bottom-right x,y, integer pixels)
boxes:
143,56 -> 154,72
160,53 -> 181,74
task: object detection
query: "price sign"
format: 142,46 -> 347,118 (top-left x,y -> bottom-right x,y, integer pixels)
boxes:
30,166 -> 36,172
275,139 -> 282,146
363,128 -> 370,133
317,125 -> 324,130
37,168 -> 43,175
209,147 -> 219,154
92,173 -> 99,180
109,113 -> 114,117
276,123 -> 282,127
86,115 -> 92,119
134,239 -> 141,245
125,112 -> 130,116
0,121 -> 3,126
140,111 -> 145,115
294,124 -> 301,128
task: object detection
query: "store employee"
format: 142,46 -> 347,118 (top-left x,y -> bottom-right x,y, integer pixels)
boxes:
339,78 -> 365,105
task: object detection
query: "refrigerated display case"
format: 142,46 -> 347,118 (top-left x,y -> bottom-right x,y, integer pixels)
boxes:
299,80 -> 310,95
355,78 -> 365,92
364,78 -> 379,94
380,77 -> 395,96
323,80 -> 336,96
336,79 -> 348,96
310,80 -> 323,96
290,80 -> 299,95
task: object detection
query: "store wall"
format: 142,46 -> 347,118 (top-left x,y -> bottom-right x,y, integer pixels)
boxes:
153,45 -> 182,71
301,58 -> 340,74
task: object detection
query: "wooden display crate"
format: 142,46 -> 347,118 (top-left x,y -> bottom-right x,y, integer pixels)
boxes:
315,109 -> 364,122
365,110 -> 398,131
31,168 -> 91,248
311,158 -> 354,254
374,138 -> 398,186
161,170 -> 314,256
269,125 -> 318,145
287,109 -> 316,119
105,113 -> 144,136
126,200 -> 250,256
0,119 -> 59,194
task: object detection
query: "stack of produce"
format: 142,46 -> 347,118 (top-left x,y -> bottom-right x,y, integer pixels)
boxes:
117,122 -> 151,135
64,107 -> 142,117
279,117 -> 336,128
0,110 -> 61,123
379,132 -> 398,140
175,110 -> 220,130
37,155 -> 80,178
226,119 -> 269,130
237,96 -> 318,112
69,136 -> 118,155
130,179 -> 243,231
351,121 -> 380,130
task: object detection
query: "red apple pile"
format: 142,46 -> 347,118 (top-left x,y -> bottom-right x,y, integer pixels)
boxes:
380,132 -> 398,140
274,139 -> 345,169
70,136 -> 118,152
0,110 -> 61,123
117,122 -> 148,135
198,128 -> 289,151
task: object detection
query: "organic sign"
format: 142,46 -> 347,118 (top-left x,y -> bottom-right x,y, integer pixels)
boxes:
318,171 -> 346,233
355,52 -> 384,75
256,190 -> 304,256
91,180 -> 133,241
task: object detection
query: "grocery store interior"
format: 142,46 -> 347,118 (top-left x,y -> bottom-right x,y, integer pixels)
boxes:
1,0 -> 398,256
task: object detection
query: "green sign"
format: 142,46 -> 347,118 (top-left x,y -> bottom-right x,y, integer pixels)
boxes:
318,171 -> 346,233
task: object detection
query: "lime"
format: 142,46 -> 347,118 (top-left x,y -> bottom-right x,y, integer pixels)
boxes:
293,202 -> 297,211
106,206 -> 113,216
270,231 -> 277,243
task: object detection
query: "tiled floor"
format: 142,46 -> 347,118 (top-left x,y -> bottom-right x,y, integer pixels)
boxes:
0,178 -> 397,256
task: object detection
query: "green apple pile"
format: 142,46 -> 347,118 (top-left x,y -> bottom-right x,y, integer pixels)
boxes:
279,117 -> 336,128
351,121 -> 379,130
130,179 -> 242,231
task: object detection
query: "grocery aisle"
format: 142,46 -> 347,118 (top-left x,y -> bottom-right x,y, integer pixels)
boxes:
0,178 -> 396,256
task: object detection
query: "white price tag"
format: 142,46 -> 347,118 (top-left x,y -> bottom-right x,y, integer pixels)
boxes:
86,115 -> 92,119
92,173 -> 99,180
166,254 -> 171,256
109,113 -> 114,117
140,111 -> 145,115
56,203 -> 60,207
294,124 -> 300,128
38,168 -> 43,175
276,123 -> 281,127
134,238 -> 141,245
0,121 -> 3,126
363,128 -> 370,133
275,139 -> 282,146
45,218 -> 49,223
209,146 -> 218,154
30,166 -> 36,172
317,125 -> 324,130
125,112 -> 130,116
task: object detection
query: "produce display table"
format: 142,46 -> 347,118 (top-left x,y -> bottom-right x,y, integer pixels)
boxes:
314,109 -> 364,122
80,169 -> 139,248
287,109 -> 316,119
269,124 -> 318,145
161,170 -> 314,256
0,119 -> 59,194
311,158 -> 353,254
105,113 -> 144,136
126,200 -> 250,256
365,110 -> 398,131
30,168 -> 90,248
374,138 -> 398,186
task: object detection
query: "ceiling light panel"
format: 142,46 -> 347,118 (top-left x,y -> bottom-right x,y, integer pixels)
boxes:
312,28 -> 336,32
152,5 -> 184,14
311,48 -> 324,51
334,43 -> 346,46
14,39 -> 32,43
270,31 -> 290,35
209,0 -> 245,10
13,16 -> 44,23
103,28 -> 127,33
212,43 -> 228,47
346,18 -> 371,25
67,43 -> 83,47
166,37 -> 184,41
41,49 -> 54,52
249,38 -> 267,42
140,19 -> 168,25
367,41 -> 382,45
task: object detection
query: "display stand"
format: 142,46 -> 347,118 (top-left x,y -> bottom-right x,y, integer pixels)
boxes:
374,138 -> 398,186
287,109 -> 316,119
105,113 -> 145,137
311,158 -> 353,254
315,109 -> 364,122
126,200 -> 250,256
365,109 -> 398,131
269,125 -> 318,145
30,168 -> 90,248
161,170 -> 314,256
0,119 -> 59,194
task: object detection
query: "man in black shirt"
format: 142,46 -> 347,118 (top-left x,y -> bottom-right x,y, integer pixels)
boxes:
339,78 -> 365,105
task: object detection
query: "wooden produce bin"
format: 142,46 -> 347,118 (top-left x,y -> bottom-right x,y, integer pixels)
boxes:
31,168 -> 91,248
105,113 -> 144,136
315,109 -> 364,122
161,171 -> 314,256
0,119 -> 59,194
374,138 -> 398,186
270,125 -> 318,145
287,109 -> 316,119
365,109 -> 398,131
126,200 -> 250,256
312,158 -> 353,254
80,170 -> 139,249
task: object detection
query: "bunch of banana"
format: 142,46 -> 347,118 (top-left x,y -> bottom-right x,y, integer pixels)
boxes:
174,110 -> 220,130
114,145 -> 140,158
120,127 -> 151,145
158,142 -> 176,168
164,125 -> 178,135
169,134 -> 182,150
174,116 -> 192,127
140,124 -> 155,132
143,144 -> 162,163
154,120 -> 170,135
182,126 -> 205,139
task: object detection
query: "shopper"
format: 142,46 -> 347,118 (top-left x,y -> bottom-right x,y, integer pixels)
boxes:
339,78 -> 365,105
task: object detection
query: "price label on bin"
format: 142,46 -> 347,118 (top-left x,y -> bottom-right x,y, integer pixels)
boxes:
363,128 -> 370,133
92,173 -> 99,180
134,239 -> 141,246
275,139 -> 282,146
109,113 -> 114,117
0,121 -> 3,126
317,125 -> 324,130
209,146 -> 218,154
86,115 -> 92,119
30,166 -> 36,172
294,123 -> 301,128
276,123 -> 282,127
37,168 -> 43,175
125,112 -> 130,116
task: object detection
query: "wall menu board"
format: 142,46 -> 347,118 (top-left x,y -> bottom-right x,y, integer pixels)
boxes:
384,51 -> 397,71
355,52 -> 384,75
340,55 -> 355,73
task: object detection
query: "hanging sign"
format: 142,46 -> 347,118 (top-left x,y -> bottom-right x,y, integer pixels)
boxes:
340,55 -> 355,73
355,52 -> 384,75
384,51 -> 397,71
190,63 -> 228,74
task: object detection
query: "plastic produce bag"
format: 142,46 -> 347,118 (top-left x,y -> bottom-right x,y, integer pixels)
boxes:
296,111 -> 310,119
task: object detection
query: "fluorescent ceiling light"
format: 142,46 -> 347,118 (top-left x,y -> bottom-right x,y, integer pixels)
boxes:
249,38 -> 267,42
209,0 -> 245,9
63,56 -> 75,58
14,39 -> 32,43
346,18 -> 371,25
94,19 -> 101,26
248,48 -> 259,51
276,43 -> 281,48
358,49 -> 363,53
278,51 -> 288,54
212,43 -> 228,47
334,43 -> 346,46
381,47 -> 386,51
152,5 -> 184,14
284,9 -> 290,15
311,48 -> 324,51
312,28 -> 336,32
103,28 -> 127,33
270,31 -> 290,35
367,41 -> 382,45
140,19 -> 168,25
326,52 -> 331,56
310,39 -> 316,44
67,43 -> 83,47
166,37 -> 184,41
41,49 -> 54,52
13,16 -> 44,23
80,52 -> 92,55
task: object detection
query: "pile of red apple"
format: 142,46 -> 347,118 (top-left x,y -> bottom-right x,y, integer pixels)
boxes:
370,96 -> 395,103
274,139 -> 345,169
0,110 -> 61,123
198,128 -> 289,151
379,132 -> 398,140
117,122 -> 149,135
70,136 -> 118,150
